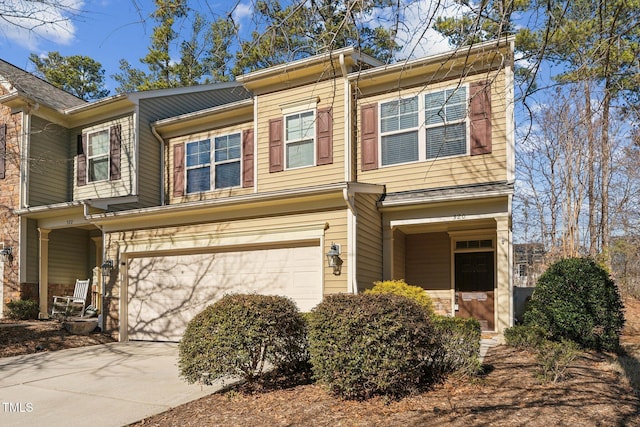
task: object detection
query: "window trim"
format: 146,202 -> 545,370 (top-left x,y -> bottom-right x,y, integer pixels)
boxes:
284,109 -> 316,170
184,132 -> 242,194
377,84 -> 470,168
86,128 -> 110,183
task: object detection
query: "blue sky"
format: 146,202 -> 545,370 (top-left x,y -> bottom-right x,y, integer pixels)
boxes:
0,0 -> 456,94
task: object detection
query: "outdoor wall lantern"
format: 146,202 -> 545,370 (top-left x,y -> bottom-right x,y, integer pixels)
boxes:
0,246 -> 13,263
101,259 -> 114,281
326,243 -> 343,276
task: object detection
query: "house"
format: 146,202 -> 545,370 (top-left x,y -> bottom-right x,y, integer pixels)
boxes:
0,38 -> 514,340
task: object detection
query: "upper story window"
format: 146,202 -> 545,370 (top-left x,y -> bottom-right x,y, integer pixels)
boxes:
425,87 -> 467,159
77,124 -> 121,187
185,133 -> 241,194
268,106 -> 333,173
360,81 -> 491,172
285,110 -> 315,169
87,129 -> 110,182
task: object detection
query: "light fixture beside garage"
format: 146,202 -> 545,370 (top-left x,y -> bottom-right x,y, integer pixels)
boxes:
326,243 -> 343,276
0,245 -> 12,263
101,259 -> 114,281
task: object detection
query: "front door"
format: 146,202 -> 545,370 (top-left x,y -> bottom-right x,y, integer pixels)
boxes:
455,251 -> 495,331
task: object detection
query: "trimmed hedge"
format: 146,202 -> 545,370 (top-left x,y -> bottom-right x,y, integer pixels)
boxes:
6,299 -> 39,320
307,293 -> 437,400
504,324 -> 547,349
178,294 -> 308,385
365,279 -> 434,315
524,257 -> 625,351
430,316 -> 482,377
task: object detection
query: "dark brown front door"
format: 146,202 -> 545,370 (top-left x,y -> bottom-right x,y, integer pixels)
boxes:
455,251 -> 495,331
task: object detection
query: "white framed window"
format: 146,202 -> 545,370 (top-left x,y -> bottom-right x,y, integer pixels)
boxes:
425,86 -> 467,159
185,133 -> 241,194
87,129 -> 110,182
285,110 -> 315,169
378,85 -> 469,167
380,96 -> 419,165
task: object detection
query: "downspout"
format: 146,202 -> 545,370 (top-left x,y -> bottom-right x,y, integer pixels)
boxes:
150,125 -> 166,205
340,54 -> 358,294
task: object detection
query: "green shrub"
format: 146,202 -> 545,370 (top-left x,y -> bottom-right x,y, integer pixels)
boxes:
429,316 -> 482,377
307,293 -> 436,400
504,324 -> 547,349
535,339 -> 580,383
365,279 -> 434,315
6,299 -> 39,320
178,294 -> 308,386
524,257 -> 625,351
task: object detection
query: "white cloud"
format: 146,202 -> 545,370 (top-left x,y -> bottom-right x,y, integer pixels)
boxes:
0,0 -> 83,50
395,0 -> 468,60
232,2 -> 253,23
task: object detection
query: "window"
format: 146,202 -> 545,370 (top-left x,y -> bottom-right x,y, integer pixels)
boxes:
186,139 -> 210,193
425,87 -> 467,159
185,133 -> 241,194
285,110 -> 315,169
87,129 -> 110,182
380,96 -> 419,165
375,85 -> 473,167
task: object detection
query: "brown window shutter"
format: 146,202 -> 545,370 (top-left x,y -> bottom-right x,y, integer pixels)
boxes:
109,124 -> 121,181
173,143 -> 185,197
0,123 -> 6,179
316,107 -> 333,165
470,81 -> 492,156
361,104 -> 378,171
77,134 -> 87,186
269,117 -> 284,173
242,128 -> 254,187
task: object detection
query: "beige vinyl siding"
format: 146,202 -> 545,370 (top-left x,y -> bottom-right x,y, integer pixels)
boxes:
256,80 -> 345,192
25,219 -> 39,283
168,121 -> 255,204
47,228 -> 92,285
392,228 -> 406,280
357,73 -> 509,193
405,232 -> 451,290
106,208 -> 349,300
73,115 -> 135,201
355,193 -> 382,291
28,116 -> 70,206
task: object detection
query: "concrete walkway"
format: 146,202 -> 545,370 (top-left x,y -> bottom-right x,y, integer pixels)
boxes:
0,342 -> 225,427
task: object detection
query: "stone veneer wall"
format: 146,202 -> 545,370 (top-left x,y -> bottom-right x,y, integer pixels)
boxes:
0,101 -> 23,313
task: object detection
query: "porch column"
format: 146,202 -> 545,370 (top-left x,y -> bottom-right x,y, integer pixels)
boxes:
382,226 -> 393,280
91,236 -> 103,313
496,216 -> 511,332
38,228 -> 51,319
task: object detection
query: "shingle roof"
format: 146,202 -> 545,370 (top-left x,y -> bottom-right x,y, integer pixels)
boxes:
0,59 -> 86,110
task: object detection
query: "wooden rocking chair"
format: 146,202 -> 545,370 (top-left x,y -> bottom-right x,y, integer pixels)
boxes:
51,279 -> 91,318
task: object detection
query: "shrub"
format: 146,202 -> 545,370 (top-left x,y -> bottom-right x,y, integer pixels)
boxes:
307,293 -> 436,400
524,257 -> 625,351
365,279 -> 434,315
535,339 -> 580,383
429,316 -> 482,377
178,294 -> 308,386
504,324 -> 547,349
6,299 -> 39,320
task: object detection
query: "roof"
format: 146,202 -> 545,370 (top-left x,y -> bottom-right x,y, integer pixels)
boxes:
379,181 -> 514,207
0,59 -> 86,110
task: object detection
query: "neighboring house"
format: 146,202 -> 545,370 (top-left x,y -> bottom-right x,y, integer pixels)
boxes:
0,38 -> 515,340
513,243 -> 545,288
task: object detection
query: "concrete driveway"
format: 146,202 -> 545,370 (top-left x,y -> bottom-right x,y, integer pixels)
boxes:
0,342 -> 225,427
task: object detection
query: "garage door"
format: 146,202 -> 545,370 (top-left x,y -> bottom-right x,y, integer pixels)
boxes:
127,244 -> 322,341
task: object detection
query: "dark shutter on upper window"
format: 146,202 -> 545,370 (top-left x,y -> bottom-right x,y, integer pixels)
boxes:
242,128 -> 254,188
0,123 -> 6,179
269,117 -> 284,173
470,81 -> 492,156
77,134 -> 87,186
109,124 -> 121,181
361,104 -> 378,171
316,107 -> 333,165
173,143 -> 185,197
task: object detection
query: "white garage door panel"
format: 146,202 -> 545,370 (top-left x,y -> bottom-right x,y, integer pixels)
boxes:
128,245 -> 322,341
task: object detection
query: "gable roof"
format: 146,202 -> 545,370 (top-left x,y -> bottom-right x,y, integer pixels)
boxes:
0,59 -> 86,111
